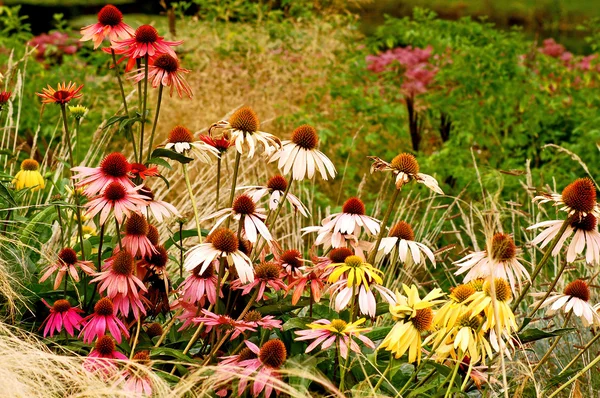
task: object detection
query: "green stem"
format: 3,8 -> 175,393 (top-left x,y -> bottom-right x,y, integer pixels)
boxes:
368,187 -> 401,264
511,218 -> 570,312
139,54 -> 149,161
146,84 -> 163,162
182,163 -> 203,243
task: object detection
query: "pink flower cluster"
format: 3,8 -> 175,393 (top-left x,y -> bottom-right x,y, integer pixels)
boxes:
366,45 -> 438,96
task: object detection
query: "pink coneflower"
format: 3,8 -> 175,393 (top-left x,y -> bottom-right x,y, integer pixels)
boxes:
454,233 -> 529,292
131,54 -> 192,98
532,279 -> 600,327
303,197 -> 380,249
80,5 -> 134,49
39,247 -> 95,290
194,309 -> 256,340
232,262 -> 287,301
240,175 -> 309,217
72,152 -> 133,196
91,250 -> 147,318
183,228 -> 254,283
84,335 -> 128,374
138,185 -> 180,223
269,125 -> 336,181
328,277 -> 396,318
295,318 -> 374,359
129,163 -> 159,180
534,178 -> 599,218
121,213 -> 157,258
369,153 -> 444,194
119,351 -> 153,396
375,221 -> 436,266
111,24 -> 183,71
243,310 -> 282,331
204,194 -> 272,243
528,213 -> 600,264
85,181 -> 148,225
36,81 -> 83,105
238,339 -> 287,398
79,297 -> 130,343
178,263 -> 222,306
39,299 -> 83,338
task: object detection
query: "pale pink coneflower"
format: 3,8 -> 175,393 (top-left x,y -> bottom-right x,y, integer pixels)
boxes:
328,277 -> 396,318
83,335 -> 128,375
204,194 -> 272,244
164,125 -> 220,162
295,318 -> 375,359
269,124 -> 336,181
369,152 -> 444,194
119,351 -> 153,397
39,299 -> 83,338
91,250 -> 148,318
79,297 -> 130,344
239,174 -> 309,217
528,213 -> 600,264
532,279 -> 600,327
194,309 -> 256,340
72,152 -> 133,196
243,310 -> 283,330
183,228 -> 254,283
131,54 -> 192,98
212,106 -> 281,158
85,181 -> 148,225
375,220 -> 436,266
111,24 -> 182,71
534,177 -> 599,218
39,247 -> 95,290
454,233 -> 529,292
121,212 -> 157,258
178,262 -> 222,306
237,339 -> 287,398
80,5 -> 134,49
138,185 -> 180,223
231,262 -> 287,301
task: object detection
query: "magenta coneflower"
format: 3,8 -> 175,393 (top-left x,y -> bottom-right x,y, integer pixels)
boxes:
295,318 -> 374,359
131,54 -> 192,98
238,339 -> 287,398
243,310 -> 282,331
232,262 -> 287,301
204,194 -> 272,243
269,124 -> 336,181
194,309 -> 256,340
72,152 -> 133,196
79,297 -> 130,343
111,24 -> 182,71
240,174 -> 309,217
39,247 -> 95,290
91,250 -> 147,318
84,335 -> 128,374
80,5 -> 134,49
36,82 -> 83,105
529,213 -> 600,264
534,178 -> 599,218
183,228 -> 254,283
138,185 -> 180,223
85,181 -> 148,225
178,263 -> 222,306
39,299 -> 84,338
121,213 -> 157,258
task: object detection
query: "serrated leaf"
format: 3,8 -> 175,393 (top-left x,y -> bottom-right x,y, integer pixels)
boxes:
151,148 -> 193,164
517,327 -> 575,343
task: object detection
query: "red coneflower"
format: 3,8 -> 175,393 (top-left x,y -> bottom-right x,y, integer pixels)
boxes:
80,4 -> 134,49
111,24 -> 183,71
39,299 -> 84,338
121,213 -> 157,258
39,247 -> 95,290
79,297 -> 130,343
131,54 -> 192,98
36,81 -> 83,105
72,152 -> 133,196
85,181 -> 148,225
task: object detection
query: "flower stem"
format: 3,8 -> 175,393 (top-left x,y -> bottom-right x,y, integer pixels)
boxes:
368,186 -> 401,264
182,163 -> 203,243
532,312 -> 571,373
139,54 -> 149,161
511,218 -> 570,312
146,84 -> 163,162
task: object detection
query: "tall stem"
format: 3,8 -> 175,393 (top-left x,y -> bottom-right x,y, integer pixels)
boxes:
146,84 -> 163,162
139,54 -> 149,161
368,187 -> 400,264
182,163 -> 203,243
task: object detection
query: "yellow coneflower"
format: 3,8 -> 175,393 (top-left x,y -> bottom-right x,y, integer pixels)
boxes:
13,159 -> 45,191
378,284 -> 445,364
327,255 -> 383,288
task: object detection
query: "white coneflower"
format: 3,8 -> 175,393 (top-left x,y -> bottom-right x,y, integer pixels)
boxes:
532,279 -> 600,327
269,124 -> 336,181
212,106 -> 281,158
454,233 -> 529,292
534,178 -> 598,218
375,220 -> 436,266
165,125 -> 219,162
240,174 -> 309,217
203,194 -> 272,243
528,213 -> 600,264
369,153 -> 443,194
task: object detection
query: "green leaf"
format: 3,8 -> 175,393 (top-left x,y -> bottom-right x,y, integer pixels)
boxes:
150,148 -> 193,165
517,327 -> 575,344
